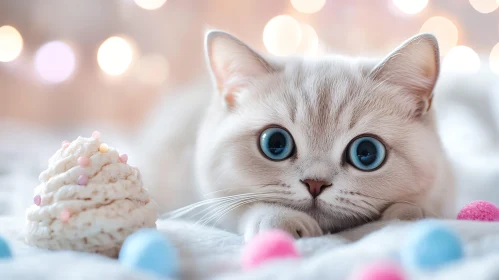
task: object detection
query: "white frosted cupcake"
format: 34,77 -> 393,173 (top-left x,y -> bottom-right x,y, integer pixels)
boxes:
25,131 -> 158,257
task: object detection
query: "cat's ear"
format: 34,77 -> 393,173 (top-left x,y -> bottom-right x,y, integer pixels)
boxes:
205,30 -> 274,108
369,33 -> 440,116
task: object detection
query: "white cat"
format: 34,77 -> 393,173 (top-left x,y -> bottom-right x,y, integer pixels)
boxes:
140,31 -> 455,240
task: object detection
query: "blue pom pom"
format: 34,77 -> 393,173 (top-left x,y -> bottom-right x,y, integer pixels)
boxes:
401,220 -> 463,270
119,229 -> 177,277
0,235 -> 12,259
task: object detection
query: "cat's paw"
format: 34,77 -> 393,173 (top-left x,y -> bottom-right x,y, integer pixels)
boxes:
381,203 -> 425,221
241,204 -> 323,241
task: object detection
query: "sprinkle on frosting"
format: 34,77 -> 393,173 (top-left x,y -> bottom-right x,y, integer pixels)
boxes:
99,143 -> 109,153
77,175 -> 88,186
119,154 -> 128,164
60,209 -> 71,223
77,156 -> 90,167
33,195 -> 41,206
92,130 -> 101,140
62,140 -> 70,149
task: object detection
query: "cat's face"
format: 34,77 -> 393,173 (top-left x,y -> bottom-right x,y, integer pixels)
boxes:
196,32 -> 444,232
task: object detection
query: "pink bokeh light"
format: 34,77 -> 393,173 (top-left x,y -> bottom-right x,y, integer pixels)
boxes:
34,41 -> 76,83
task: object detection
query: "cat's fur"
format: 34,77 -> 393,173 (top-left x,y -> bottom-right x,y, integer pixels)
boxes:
140,31 -> 455,240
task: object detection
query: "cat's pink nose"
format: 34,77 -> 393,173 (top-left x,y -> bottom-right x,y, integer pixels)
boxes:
301,179 -> 332,198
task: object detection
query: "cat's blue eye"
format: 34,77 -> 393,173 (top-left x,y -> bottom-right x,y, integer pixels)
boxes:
259,127 -> 294,161
347,136 -> 386,171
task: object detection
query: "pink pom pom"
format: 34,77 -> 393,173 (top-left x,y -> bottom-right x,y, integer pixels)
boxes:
241,230 -> 300,270
350,261 -> 405,280
457,200 -> 499,221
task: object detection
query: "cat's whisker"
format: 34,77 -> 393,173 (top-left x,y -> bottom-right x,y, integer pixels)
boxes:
327,193 -> 380,219
162,193 -> 274,219
341,190 -> 440,218
163,197 -> 242,219
196,200 -> 241,226
360,199 -> 376,208
167,199 -> 252,220
337,196 -> 380,216
200,188 -> 244,197
211,199 -> 263,226
330,205 -> 361,222
196,193 -> 288,226
200,183 -> 280,197
165,192 -> 282,220
321,198 -> 377,223
207,196 -> 286,227
197,196 -> 274,226
349,201 -> 380,216
186,198 -> 242,221
198,198 -> 259,227
196,196 -> 267,225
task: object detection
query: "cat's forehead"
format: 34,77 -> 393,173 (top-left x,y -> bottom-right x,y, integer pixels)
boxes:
279,57 -> 370,98
262,59 -> 379,126
284,61 -> 361,107
242,57 -> 409,147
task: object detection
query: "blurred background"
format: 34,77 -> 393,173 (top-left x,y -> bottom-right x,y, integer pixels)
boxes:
0,0 -> 498,215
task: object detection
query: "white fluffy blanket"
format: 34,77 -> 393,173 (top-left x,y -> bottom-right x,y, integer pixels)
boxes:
0,217 -> 499,280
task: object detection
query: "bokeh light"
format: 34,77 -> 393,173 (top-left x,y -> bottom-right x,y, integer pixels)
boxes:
297,24 -> 319,55
489,43 -> 499,75
263,15 -> 302,56
34,41 -> 76,83
469,0 -> 499,13
290,0 -> 326,14
97,36 -> 133,76
134,0 -> 167,10
392,0 -> 428,14
0,25 -> 23,62
419,16 -> 458,56
443,46 -> 481,73
134,53 -> 169,86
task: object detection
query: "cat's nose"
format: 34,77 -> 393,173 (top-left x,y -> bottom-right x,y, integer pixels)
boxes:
300,179 -> 332,198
